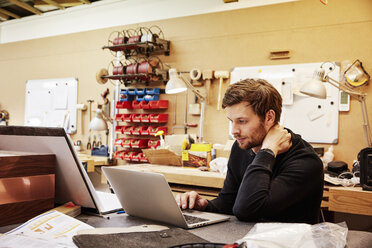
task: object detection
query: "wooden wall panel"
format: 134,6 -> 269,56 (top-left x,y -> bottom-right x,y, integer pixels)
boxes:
0,0 -> 371,166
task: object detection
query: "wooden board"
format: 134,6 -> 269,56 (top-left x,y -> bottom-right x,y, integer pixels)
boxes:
329,187 -> 372,216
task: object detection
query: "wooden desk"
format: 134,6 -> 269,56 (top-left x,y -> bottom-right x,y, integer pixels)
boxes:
328,187 -> 372,216
116,164 -> 226,200
77,153 -> 111,173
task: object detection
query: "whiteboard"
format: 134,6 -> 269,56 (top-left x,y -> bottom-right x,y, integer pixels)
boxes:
25,78 -> 78,134
230,62 -> 340,144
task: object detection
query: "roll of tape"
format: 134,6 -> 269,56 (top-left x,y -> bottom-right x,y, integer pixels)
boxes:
190,68 -> 202,81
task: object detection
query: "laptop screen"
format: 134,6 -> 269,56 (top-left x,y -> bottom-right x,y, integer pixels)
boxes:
0,126 -> 98,210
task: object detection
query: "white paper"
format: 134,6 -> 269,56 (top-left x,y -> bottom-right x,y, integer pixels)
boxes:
4,210 -> 94,248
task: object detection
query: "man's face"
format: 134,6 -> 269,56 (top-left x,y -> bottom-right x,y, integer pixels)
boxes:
226,102 -> 267,151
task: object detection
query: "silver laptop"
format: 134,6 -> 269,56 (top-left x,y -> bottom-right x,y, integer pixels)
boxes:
102,166 -> 230,229
0,126 -> 122,215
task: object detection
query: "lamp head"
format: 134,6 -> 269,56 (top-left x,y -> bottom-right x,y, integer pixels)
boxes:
165,68 -> 187,94
300,68 -> 327,99
89,109 -> 108,131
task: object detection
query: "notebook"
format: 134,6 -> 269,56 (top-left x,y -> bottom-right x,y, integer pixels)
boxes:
102,167 -> 230,229
0,126 -> 122,215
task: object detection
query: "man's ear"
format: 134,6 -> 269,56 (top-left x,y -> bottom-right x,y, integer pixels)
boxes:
265,109 -> 276,127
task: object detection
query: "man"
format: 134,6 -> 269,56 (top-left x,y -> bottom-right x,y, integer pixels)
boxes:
176,79 -> 324,224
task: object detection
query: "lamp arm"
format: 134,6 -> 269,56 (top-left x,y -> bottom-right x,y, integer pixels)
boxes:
179,74 -> 206,101
325,76 -> 366,102
326,75 -> 372,147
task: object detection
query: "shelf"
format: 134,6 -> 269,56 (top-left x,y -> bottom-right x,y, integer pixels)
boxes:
102,39 -> 170,57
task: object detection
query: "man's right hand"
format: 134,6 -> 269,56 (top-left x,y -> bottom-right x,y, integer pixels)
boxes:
175,191 -> 208,211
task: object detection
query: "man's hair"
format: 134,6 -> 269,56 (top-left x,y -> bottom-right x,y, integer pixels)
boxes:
222,78 -> 282,123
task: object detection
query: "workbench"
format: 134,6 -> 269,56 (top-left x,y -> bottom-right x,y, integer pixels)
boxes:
115,164 -> 372,216
113,164 -> 225,200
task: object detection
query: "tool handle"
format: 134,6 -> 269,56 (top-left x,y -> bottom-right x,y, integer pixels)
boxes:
205,79 -> 211,104
217,78 -> 223,110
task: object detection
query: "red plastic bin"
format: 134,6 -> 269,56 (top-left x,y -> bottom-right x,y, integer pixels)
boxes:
123,114 -> 133,122
123,126 -> 133,135
132,114 -> 142,123
139,126 -> 150,135
130,139 -> 149,148
140,114 -> 150,123
131,126 -> 142,135
115,114 -> 124,122
149,114 -> 168,123
140,101 -> 151,109
131,152 -> 145,162
124,151 -> 138,161
148,140 -> 161,149
148,126 -> 168,135
114,150 -> 127,160
132,100 -> 141,109
116,101 -> 133,109
114,138 -> 126,147
114,125 -> 124,134
149,100 -> 169,109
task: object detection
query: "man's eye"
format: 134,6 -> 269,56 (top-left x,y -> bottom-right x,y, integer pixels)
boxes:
239,120 -> 247,124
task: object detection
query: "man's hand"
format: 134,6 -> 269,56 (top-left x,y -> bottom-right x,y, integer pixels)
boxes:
261,124 -> 292,156
175,191 -> 208,211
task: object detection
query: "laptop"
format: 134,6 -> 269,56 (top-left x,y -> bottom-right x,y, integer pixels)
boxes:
0,126 -> 122,215
102,166 -> 230,229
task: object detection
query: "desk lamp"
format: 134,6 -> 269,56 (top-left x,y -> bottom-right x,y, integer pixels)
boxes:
89,107 -> 114,160
300,62 -> 372,147
166,68 -> 206,143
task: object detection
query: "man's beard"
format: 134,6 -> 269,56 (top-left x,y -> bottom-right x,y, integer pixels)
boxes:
235,122 -> 266,150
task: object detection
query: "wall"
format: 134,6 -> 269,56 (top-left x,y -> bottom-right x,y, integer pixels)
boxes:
0,0 -> 371,168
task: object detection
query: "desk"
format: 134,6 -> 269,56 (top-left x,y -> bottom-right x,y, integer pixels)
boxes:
115,164 -> 225,200
0,213 -> 371,247
328,187 -> 372,216
78,153 -> 111,173
72,213 -> 372,247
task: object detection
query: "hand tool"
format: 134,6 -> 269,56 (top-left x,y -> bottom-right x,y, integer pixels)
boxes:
214,71 -> 230,110
202,69 -> 214,104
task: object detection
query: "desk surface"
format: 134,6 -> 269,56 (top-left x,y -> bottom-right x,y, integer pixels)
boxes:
116,164 -> 226,188
1,212 -> 372,247
77,213 -> 372,247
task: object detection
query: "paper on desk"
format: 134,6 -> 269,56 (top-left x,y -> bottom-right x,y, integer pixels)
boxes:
2,210 -> 94,248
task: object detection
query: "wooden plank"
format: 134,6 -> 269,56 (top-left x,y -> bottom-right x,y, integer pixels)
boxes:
9,0 -> 42,15
0,12 -> 9,20
0,152 -> 55,178
35,0 -> 83,7
118,164 -> 226,188
41,0 -> 65,9
329,187 -> 372,216
0,8 -> 20,19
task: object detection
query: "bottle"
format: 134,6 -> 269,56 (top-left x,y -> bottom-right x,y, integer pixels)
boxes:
322,146 -> 334,169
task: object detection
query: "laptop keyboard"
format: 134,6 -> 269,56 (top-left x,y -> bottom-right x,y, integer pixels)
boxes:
183,214 -> 210,225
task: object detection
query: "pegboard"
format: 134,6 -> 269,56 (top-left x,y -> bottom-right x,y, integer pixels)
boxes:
24,78 -> 78,134
230,62 -> 340,144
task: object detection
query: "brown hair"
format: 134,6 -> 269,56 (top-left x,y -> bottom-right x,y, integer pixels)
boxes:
222,78 -> 282,123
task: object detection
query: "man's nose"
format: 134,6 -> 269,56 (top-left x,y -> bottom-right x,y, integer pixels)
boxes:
231,122 -> 240,135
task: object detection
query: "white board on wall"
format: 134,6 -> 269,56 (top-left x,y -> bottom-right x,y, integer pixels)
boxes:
230,62 -> 340,144
24,78 -> 78,134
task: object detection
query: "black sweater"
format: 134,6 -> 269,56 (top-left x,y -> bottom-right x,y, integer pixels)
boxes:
206,129 -> 324,224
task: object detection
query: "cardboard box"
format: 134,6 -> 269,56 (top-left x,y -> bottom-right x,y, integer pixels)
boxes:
142,149 -> 182,166
182,150 -> 211,168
